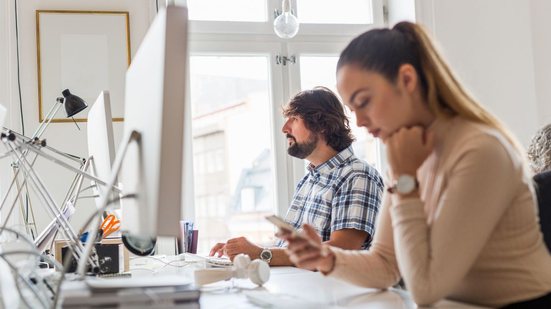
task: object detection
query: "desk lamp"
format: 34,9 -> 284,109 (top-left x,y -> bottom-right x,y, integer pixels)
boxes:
62,89 -> 88,118
0,89 -> 90,263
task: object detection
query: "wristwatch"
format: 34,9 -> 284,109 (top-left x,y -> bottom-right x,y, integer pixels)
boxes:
387,174 -> 418,195
259,248 -> 272,264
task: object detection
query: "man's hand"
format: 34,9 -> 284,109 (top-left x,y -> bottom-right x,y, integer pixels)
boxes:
224,237 -> 262,261
209,242 -> 227,257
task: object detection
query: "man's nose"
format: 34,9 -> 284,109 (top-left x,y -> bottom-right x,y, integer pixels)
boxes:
282,121 -> 290,133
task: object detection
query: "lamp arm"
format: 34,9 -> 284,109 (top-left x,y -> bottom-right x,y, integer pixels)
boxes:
5,128 -> 84,164
32,98 -> 63,139
9,145 -> 87,260
15,140 -> 122,193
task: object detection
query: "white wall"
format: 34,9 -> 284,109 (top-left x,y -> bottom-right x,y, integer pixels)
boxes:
530,0 -> 551,126
0,2 -> 6,111
388,0 -> 416,26
415,0 -> 546,146
0,0 -> 156,233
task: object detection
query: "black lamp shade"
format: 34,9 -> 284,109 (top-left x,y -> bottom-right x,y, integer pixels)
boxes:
62,89 -> 88,117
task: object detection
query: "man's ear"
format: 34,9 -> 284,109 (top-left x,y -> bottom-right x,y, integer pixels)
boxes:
397,64 -> 418,94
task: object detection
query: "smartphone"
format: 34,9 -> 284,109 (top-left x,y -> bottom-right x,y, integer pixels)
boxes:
265,215 -> 296,233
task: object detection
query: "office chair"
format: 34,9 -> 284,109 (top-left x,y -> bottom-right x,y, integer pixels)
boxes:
534,170 -> 551,251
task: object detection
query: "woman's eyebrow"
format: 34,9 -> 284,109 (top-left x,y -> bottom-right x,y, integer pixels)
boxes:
349,88 -> 370,104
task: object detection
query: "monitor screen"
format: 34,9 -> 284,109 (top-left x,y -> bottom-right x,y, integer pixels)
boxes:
87,90 -> 117,210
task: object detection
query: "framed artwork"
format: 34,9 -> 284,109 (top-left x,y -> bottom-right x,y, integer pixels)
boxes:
36,10 -> 131,122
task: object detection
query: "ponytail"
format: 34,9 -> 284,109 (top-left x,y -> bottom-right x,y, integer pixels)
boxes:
338,21 -> 524,156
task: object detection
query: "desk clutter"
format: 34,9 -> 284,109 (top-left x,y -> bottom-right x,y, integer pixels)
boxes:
194,253 -> 270,287
61,275 -> 200,308
54,238 -> 130,274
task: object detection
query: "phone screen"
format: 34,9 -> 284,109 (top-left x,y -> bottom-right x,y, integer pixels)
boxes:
265,215 -> 295,233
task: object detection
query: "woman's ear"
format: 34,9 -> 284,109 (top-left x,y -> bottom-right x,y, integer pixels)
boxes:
397,64 -> 418,94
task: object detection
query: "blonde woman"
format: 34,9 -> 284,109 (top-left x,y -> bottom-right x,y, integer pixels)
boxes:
282,22 -> 551,308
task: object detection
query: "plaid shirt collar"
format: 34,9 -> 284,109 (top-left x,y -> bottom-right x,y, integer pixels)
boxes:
307,146 -> 354,178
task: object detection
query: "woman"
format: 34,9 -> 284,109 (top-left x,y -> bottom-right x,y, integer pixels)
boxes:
282,22 -> 551,308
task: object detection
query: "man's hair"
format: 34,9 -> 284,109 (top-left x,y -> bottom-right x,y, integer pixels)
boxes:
528,124 -> 551,174
282,87 -> 354,152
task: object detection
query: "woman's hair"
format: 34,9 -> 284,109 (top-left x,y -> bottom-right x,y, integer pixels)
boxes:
337,21 -> 524,155
283,86 -> 354,152
528,124 -> 551,174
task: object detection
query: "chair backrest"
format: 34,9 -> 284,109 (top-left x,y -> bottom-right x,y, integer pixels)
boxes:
534,170 -> 551,251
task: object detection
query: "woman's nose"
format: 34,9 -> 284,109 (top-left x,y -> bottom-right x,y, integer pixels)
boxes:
356,115 -> 369,128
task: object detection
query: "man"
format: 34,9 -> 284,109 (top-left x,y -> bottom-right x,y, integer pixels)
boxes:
209,87 -> 383,266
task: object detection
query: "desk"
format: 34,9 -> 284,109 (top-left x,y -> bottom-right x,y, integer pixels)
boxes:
197,267 -> 489,309
125,255 -> 490,308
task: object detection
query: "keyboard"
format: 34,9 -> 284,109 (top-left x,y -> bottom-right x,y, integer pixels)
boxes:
205,257 -> 233,268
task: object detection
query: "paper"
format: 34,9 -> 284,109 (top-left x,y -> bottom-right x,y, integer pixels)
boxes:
34,201 -> 75,252
0,104 -> 6,128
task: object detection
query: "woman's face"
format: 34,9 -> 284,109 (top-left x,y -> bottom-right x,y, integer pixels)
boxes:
336,64 -> 418,142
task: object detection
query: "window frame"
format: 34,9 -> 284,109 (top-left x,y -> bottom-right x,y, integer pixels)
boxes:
187,0 -> 385,37
186,0 -> 386,218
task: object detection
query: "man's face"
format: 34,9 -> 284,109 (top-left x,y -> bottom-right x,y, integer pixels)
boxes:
281,115 -> 319,159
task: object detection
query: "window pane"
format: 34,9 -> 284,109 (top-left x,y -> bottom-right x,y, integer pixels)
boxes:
299,56 -> 381,170
297,0 -> 373,24
190,55 -> 276,255
185,0 -> 267,22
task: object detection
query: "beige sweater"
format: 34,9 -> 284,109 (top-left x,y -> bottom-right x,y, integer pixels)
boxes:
328,117 -> 551,307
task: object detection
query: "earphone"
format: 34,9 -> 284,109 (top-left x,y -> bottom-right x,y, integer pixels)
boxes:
194,254 -> 270,286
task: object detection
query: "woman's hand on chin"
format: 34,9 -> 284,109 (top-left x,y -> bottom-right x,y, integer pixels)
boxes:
386,126 -> 434,178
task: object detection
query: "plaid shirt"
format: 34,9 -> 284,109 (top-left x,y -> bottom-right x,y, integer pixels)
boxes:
277,146 -> 383,249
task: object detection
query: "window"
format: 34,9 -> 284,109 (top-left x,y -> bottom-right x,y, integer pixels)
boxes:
187,0 -> 267,22
299,55 -> 382,169
181,0 -> 385,254
297,0 -> 374,24
190,55 -> 277,253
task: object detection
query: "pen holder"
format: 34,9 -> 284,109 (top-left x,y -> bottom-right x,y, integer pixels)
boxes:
178,220 -> 198,254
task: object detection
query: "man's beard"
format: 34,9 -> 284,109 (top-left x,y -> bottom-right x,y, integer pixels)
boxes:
287,134 -> 318,159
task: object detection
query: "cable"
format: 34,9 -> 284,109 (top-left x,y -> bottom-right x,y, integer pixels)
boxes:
156,0 -> 159,12
14,0 -> 25,135
130,255 -> 193,267
0,251 -> 56,308
13,0 -> 35,245
52,245 -> 74,309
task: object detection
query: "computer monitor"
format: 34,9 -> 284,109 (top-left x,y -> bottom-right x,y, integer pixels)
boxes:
119,5 -> 192,244
87,90 -> 117,210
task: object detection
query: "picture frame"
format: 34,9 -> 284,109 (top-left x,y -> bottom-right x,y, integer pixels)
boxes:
36,10 -> 131,122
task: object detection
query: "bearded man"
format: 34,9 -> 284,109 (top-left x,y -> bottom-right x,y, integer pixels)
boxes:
210,87 -> 383,266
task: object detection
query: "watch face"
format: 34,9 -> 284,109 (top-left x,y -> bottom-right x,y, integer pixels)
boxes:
397,175 -> 416,194
261,250 -> 272,260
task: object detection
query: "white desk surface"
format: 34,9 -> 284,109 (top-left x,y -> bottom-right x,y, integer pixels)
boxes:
128,255 -> 489,309
198,267 -> 489,309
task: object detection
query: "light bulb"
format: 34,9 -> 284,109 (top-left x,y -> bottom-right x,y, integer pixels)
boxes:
273,0 -> 299,39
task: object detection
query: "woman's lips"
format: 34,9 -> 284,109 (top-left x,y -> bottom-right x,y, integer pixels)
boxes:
368,129 -> 381,138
